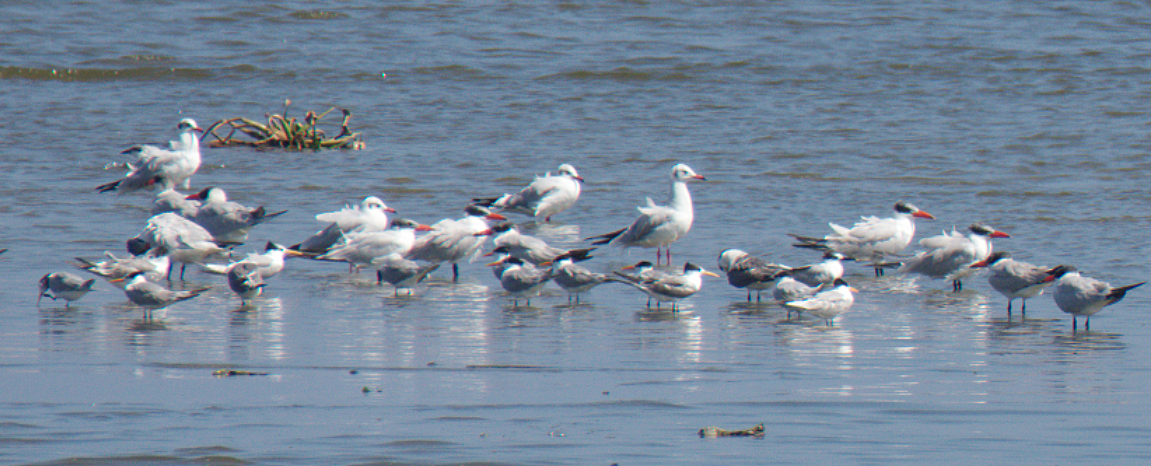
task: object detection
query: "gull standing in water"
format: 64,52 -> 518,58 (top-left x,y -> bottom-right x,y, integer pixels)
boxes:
586,163 -> 706,266
290,196 -> 395,253
1052,266 -> 1144,332
473,164 -> 583,222
127,212 -> 232,281
791,202 -> 935,276
616,262 -> 718,311
227,261 -> 265,306
898,223 -> 1010,292
716,249 -> 789,302
97,118 -> 203,193
37,272 -> 96,307
785,278 -> 857,326
184,187 -> 287,243
112,271 -> 209,316
969,251 -> 1066,316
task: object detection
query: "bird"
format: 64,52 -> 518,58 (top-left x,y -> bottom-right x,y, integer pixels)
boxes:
791,202 -> 935,276
898,223 -> 1010,291
615,260 -> 672,307
96,118 -> 203,193
969,251 -> 1066,316
183,187 -> 287,243
111,271 -> 209,315
37,272 -> 96,307
472,164 -> 584,222
772,276 -> 823,319
785,278 -> 856,325
127,212 -> 232,280
716,249 -> 789,302
615,262 -> 718,311
477,222 -> 595,266
314,218 -> 432,271
227,261 -> 265,306
406,205 -> 507,280
73,251 -> 171,285
585,163 -> 706,266
202,242 -> 300,279
787,251 -> 850,287
151,188 -> 201,217
290,196 -> 395,253
488,256 -> 553,306
549,251 -> 622,303
376,255 -> 441,296
1052,266 -> 1144,332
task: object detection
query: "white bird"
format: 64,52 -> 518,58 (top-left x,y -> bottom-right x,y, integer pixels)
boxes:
1052,267 -> 1144,332
616,262 -> 719,311
787,251 -> 849,287
716,249 -> 789,302
473,164 -> 584,222
376,255 -> 441,296
37,272 -> 96,307
111,271 -> 209,315
791,202 -> 935,276
184,187 -> 287,243
227,261 -> 265,306
73,252 -> 171,285
549,251 -> 622,303
585,163 -> 706,266
202,242 -> 300,279
488,256 -> 553,306
315,218 -> 432,271
406,205 -> 507,280
127,212 -> 232,280
478,222 -> 595,266
290,196 -> 395,253
151,188 -> 201,217
785,278 -> 857,325
96,118 -> 203,193
969,251 -> 1065,315
898,223 -> 1010,291
772,276 -> 822,318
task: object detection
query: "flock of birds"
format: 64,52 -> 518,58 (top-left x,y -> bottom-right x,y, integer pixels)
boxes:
29,118 -> 1145,332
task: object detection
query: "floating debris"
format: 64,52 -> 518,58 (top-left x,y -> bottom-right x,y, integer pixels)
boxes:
204,100 -> 364,150
698,423 -> 765,438
212,369 -> 269,377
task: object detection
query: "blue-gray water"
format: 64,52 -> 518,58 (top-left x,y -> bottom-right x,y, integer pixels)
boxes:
4,1 -> 1151,464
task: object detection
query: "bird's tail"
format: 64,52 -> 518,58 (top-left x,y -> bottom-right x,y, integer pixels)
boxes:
789,233 -> 829,251
584,227 -> 626,246
1107,282 -> 1146,303
176,287 -> 211,302
96,179 -> 122,193
564,248 -> 597,262
253,207 -> 289,223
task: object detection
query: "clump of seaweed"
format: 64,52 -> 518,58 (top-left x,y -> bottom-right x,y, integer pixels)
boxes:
204,100 -> 364,150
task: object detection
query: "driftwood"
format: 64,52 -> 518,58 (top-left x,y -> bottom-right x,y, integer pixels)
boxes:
204,100 -> 364,150
698,423 -> 765,438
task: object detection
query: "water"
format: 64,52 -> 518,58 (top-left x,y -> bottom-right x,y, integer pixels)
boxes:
3,0 -> 1151,464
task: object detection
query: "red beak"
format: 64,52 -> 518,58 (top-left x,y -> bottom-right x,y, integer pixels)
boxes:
990,231 -> 1011,238
969,260 -> 990,268
385,207 -> 397,213
486,213 -> 507,221
415,224 -> 435,232
912,211 -> 935,220
474,229 -> 494,237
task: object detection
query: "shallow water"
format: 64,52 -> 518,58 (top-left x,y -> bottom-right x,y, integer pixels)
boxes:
4,1 -> 1151,464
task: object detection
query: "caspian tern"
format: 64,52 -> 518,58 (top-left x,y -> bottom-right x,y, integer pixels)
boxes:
315,218 -> 433,271
151,188 -> 201,217
549,251 -> 622,303
290,196 -> 395,253
716,249 -> 789,302
376,255 -> 440,297
473,164 -> 583,222
406,205 -> 507,280
37,272 -> 96,307
227,261 -> 265,306
488,256 -> 553,306
791,202 -> 935,276
615,262 -> 719,311
785,278 -> 856,326
585,163 -> 706,266
111,271 -> 210,316
969,251 -> 1066,315
898,223 -> 1010,292
96,118 -> 203,193
127,212 -> 232,281
184,187 -> 287,243
1052,266 -> 1145,332
478,222 -> 595,266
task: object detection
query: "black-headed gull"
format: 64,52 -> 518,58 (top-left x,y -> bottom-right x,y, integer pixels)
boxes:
1052,266 -> 1145,332
792,202 -> 935,276
586,163 -> 705,266
473,164 -> 583,222
97,118 -> 203,193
